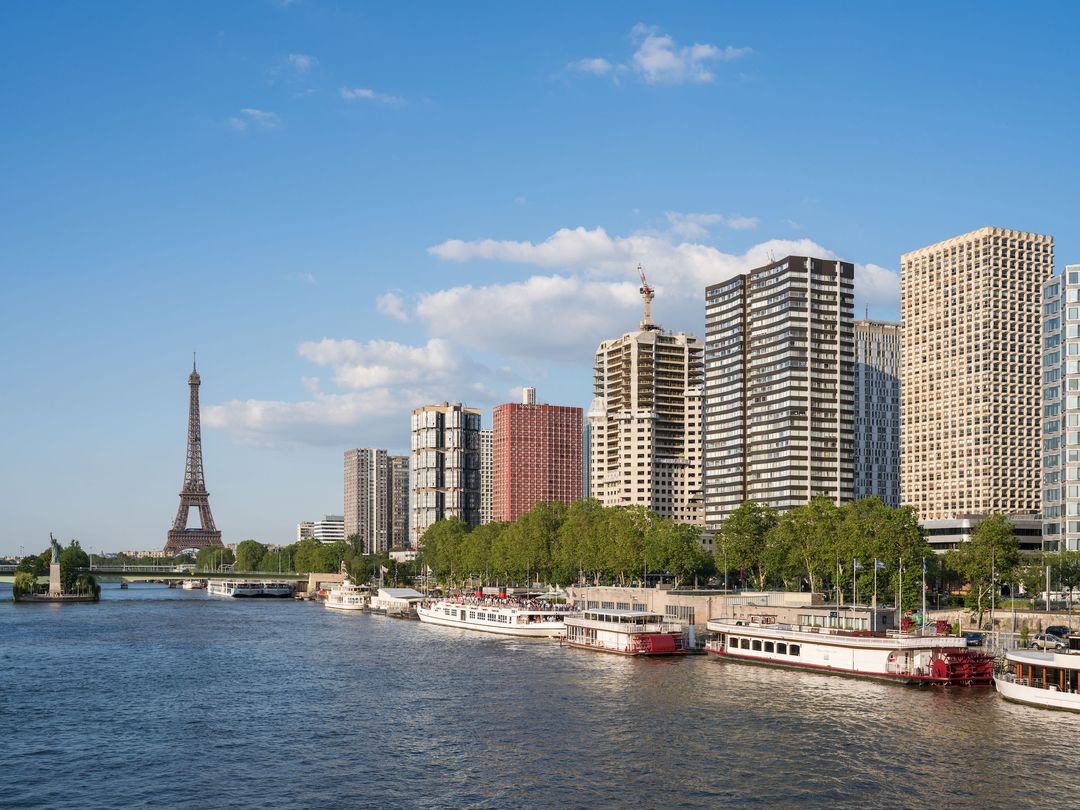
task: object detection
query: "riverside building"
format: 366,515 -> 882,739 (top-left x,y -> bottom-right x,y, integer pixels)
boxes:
493,388 -> 583,522
703,255 -> 855,530
854,320 -> 900,507
389,455 -> 409,549
588,272 -> 704,525
312,515 -> 345,543
410,402 -> 482,545
900,227 -> 1052,520
480,428 -> 493,525
343,448 -> 390,554
1041,265 -> 1080,552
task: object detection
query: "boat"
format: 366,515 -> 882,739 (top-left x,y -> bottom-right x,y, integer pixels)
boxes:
417,595 -> 572,637
705,603 -> 993,686
206,579 -> 294,598
182,579 -> 206,590
324,576 -> 369,611
995,637 -> 1080,711
563,608 -> 690,655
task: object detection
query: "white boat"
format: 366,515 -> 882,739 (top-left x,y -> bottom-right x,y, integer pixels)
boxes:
705,604 -> 993,686
207,579 -> 294,598
324,577 -> 369,611
417,597 -> 571,637
182,579 -> 206,590
995,645 -> 1080,711
564,608 -> 689,655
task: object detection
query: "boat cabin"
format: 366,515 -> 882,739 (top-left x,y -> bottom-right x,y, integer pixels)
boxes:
727,603 -> 894,633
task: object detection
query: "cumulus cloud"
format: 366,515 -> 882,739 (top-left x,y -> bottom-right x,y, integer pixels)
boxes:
425,225 -> 900,360
665,211 -> 759,238
376,291 -> 408,322
567,24 -> 750,86
567,57 -> 615,76
340,86 -> 405,105
227,108 -> 281,130
205,337 -> 506,447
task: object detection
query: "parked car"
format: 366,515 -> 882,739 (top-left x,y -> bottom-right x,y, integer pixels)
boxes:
963,631 -> 985,647
1029,633 -> 1066,650
1046,625 -> 1072,639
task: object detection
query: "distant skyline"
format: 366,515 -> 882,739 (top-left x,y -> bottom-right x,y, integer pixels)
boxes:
3,2 -> 1080,554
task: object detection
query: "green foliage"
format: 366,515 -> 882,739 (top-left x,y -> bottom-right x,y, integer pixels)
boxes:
234,539 -> 267,571
17,552 -> 48,577
947,514 -> 1021,628
13,571 -> 38,598
716,501 -> 778,590
59,540 -> 90,593
292,538 -> 350,573
196,546 -> 235,571
417,501 -> 713,588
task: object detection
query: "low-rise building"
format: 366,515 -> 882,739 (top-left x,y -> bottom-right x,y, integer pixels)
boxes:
921,514 -> 1042,554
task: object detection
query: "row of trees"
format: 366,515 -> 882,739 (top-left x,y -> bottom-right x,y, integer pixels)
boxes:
202,537 -> 421,586
717,497 -> 936,608
419,500 -> 715,587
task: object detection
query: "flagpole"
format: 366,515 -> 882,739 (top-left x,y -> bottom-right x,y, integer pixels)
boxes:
872,561 -> 878,633
898,558 -> 903,633
921,556 -> 927,637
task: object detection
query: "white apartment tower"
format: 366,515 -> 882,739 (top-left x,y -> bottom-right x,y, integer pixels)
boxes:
343,448 -> 390,555
588,271 -> 704,525
389,455 -> 410,549
480,428 -> 493,525
900,227 -> 1052,520
854,320 -> 900,507
410,402 -> 482,545
703,255 -> 855,530
1041,266 -> 1080,551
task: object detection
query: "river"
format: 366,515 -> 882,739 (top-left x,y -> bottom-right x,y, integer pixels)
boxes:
1,583 -> 1077,809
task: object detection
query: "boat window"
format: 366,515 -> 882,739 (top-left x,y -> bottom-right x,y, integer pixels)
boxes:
740,638 -> 750,650
777,643 -> 787,654
789,644 -> 800,656
752,640 -> 762,651
469,611 -> 476,619
764,642 -> 774,653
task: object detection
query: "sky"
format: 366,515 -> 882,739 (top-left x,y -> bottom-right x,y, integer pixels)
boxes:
3,1 -> 1080,555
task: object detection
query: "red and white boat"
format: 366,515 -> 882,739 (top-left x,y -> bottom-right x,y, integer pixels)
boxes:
563,608 -> 690,656
705,606 -> 992,686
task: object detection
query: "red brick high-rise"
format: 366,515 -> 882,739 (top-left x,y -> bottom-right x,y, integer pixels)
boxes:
493,389 -> 583,522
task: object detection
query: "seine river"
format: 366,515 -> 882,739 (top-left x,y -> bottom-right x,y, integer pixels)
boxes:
2,583 -> 1079,809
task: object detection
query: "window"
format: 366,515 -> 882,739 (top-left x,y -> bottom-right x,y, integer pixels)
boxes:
789,644 -> 800,656
752,640 -> 762,651
777,643 -> 787,655
764,642 -> 775,653
740,638 -> 750,650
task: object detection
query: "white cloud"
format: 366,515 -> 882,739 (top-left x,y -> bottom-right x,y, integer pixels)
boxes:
425,226 -> 900,360
376,291 -> 408,322
296,272 -> 316,284
631,24 -> 751,84
227,108 -> 282,131
205,337 -> 506,447
340,86 -> 405,105
287,53 -> 316,73
665,211 -> 759,238
567,57 -> 614,76
566,25 -> 750,87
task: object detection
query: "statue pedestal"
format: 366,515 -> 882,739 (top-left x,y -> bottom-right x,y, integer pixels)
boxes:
48,562 -> 62,596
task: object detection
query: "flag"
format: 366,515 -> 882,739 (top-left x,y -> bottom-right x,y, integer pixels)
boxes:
380,565 -> 389,575
853,561 -> 864,570
874,560 -> 886,569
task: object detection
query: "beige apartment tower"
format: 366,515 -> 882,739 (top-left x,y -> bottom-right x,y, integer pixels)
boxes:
900,227 -> 1053,520
588,277 -> 704,525
409,402 -> 482,545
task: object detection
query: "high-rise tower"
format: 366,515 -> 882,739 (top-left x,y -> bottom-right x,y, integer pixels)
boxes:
164,356 -> 223,554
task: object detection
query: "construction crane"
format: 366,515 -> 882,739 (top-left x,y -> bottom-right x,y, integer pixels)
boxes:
638,263 -> 655,328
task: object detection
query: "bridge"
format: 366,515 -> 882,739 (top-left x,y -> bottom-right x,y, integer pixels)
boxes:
0,564 -> 309,586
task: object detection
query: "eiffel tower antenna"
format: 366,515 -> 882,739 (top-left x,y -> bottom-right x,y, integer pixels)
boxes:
164,357 -> 223,554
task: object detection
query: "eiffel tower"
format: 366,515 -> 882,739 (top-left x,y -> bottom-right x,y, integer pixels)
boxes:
164,355 -> 224,554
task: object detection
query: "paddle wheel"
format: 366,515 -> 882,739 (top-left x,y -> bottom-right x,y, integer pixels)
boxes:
929,647 -> 994,686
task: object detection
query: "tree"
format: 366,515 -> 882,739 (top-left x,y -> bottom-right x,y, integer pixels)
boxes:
717,502 -> 778,590
947,514 -> 1021,628
555,499 -> 606,584
234,539 -> 267,571
1055,550 -> 1080,618
196,546 -> 234,571
418,519 -> 469,581
13,571 -> 38,598
17,552 -> 47,577
59,540 -> 90,593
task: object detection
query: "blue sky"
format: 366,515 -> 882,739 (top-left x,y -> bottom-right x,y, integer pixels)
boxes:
3,1 -> 1079,554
